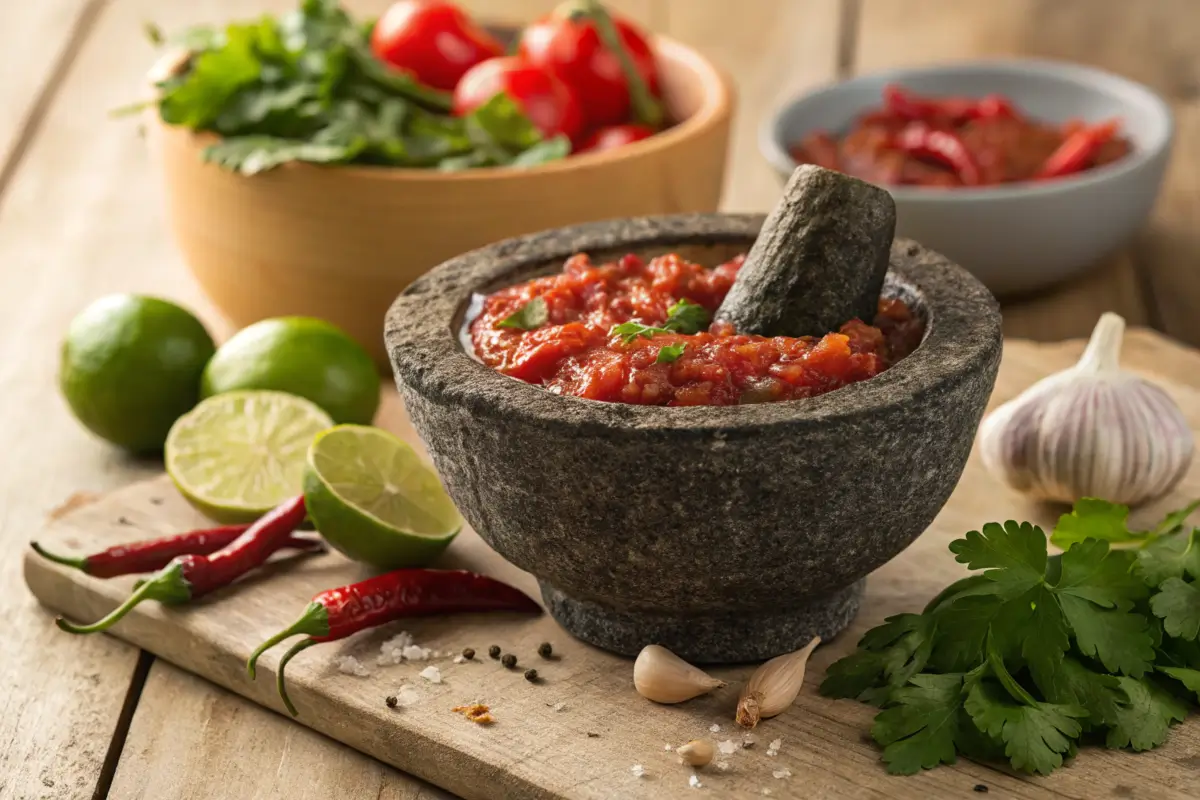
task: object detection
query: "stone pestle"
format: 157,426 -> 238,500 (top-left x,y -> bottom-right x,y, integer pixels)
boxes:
714,165 -> 896,337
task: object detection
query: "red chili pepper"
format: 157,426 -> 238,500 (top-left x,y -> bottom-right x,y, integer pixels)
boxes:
55,496 -> 309,635
883,84 -> 1020,124
789,130 -> 840,171
971,94 -> 1021,121
882,84 -> 945,121
31,526 -> 321,578
246,569 -> 541,716
894,121 -> 982,186
518,0 -> 662,129
1035,119 -> 1120,180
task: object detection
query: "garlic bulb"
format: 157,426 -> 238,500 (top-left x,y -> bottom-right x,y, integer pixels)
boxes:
633,644 -> 725,704
736,636 -> 821,728
676,739 -> 715,767
979,313 -> 1194,506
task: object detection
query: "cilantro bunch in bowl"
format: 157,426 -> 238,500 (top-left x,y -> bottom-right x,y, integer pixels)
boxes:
141,0 -> 570,174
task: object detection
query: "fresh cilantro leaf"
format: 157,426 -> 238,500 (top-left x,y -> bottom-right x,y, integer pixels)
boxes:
662,298 -> 710,334
949,521 -> 1046,596
497,297 -> 549,331
1137,530 -> 1200,587
610,320 -> 666,344
655,342 -> 686,364
1012,584 -> 1071,667
465,93 -> 542,152
1149,577 -> 1200,640
928,594 -> 1002,672
1059,594 -> 1155,677
201,136 -> 356,174
1055,539 -> 1146,611
158,23 -> 263,128
510,135 -> 571,167
1159,634 -> 1200,669
871,673 -> 965,775
1106,676 -> 1188,751
1029,654 -> 1126,727
821,614 -> 934,703
963,679 -> 1085,775
1051,498 -> 1144,548
1154,499 -> 1200,536
1158,666 -> 1200,701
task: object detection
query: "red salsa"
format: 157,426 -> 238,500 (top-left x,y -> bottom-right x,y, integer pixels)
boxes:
470,252 -> 924,406
790,84 -> 1132,188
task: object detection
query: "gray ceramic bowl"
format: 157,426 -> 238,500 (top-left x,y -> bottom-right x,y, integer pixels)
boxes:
760,60 -> 1173,296
386,215 -> 1002,663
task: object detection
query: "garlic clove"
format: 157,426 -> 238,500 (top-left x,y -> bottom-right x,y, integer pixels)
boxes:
978,313 -> 1195,507
736,637 -> 820,729
633,644 -> 725,704
676,739 -> 715,767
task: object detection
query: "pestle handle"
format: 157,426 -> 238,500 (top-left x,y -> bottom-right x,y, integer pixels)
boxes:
714,165 -> 896,338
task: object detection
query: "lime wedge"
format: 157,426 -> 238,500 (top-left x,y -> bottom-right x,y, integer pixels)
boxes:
303,425 -> 462,569
166,390 -> 333,523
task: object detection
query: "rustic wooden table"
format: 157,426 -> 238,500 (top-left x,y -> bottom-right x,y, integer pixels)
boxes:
4,1 -> 1198,798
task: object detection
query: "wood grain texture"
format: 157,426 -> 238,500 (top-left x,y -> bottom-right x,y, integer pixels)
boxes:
26,330 -> 1200,800
108,661 -> 453,800
852,0 -> 1162,341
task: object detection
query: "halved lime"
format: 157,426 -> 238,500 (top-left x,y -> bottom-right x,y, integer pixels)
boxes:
303,425 -> 462,569
166,391 -> 333,523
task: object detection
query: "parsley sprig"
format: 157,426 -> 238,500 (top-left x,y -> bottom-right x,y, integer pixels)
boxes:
823,498 -> 1200,776
137,0 -> 570,174
609,298 -> 711,344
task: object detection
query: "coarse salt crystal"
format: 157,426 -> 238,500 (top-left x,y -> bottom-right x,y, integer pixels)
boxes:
553,702 -> 566,712
715,761 -> 730,772
742,734 -> 756,748
761,789 -> 772,796
772,768 -> 791,779
396,685 -> 420,706
664,744 -> 673,751
403,644 -> 432,661
419,666 -> 442,683
717,739 -> 738,755
631,764 -> 647,778
335,656 -> 371,677
689,774 -> 702,789
381,632 -> 414,651
709,723 -> 721,733
767,738 -> 782,756
453,655 -> 466,664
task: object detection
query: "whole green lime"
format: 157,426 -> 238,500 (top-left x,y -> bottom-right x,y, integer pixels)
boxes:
201,317 -> 380,425
60,294 -> 215,453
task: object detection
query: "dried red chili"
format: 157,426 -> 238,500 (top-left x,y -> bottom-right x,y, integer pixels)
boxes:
54,496 -> 309,634
1034,119 -> 1120,179
246,569 -> 541,716
894,121 -> 982,186
31,526 -> 321,578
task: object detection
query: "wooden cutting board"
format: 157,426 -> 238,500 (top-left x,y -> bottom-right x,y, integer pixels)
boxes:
23,330 -> 1200,800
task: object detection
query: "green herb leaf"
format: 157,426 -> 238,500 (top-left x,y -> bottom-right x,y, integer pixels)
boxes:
963,679 -> 1085,775
1051,498 -> 1144,548
1106,676 -> 1189,751
663,298 -> 711,334
1029,654 -> 1126,728
655,342 -> 686,364
1159,666 -> 1200,702
497,297 -> 549,331
1056,539 -> 1146,611
871,673 -> 966,775
1137,530 -> 1200,586
510,135 -> 571,168
201,136 -> 357,174
949,521 -> 1047,597
1059,594 -> 1155,677
1154,499 -> 1200,536
158,23 -> 264,128
466,93 -> 543,151
1149,577 -> 1200,640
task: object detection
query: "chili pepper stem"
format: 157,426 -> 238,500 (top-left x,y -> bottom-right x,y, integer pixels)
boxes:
277,638 -> 318,717
55,562 -> 191,635
246,601 -> 331,680
30,541 -> 89,573
573,0 -> 663,129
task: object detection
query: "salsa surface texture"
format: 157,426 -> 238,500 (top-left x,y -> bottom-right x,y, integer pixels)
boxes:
470,253 -> 924,406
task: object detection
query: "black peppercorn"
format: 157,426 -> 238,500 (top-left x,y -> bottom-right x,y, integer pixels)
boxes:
524,668 -> 538,682
462,648 -> 475,660
501,653 -> 517,669
488,645 -> 501,659
385,695 -> 398,709
973,786 -> 989,794
537,642 -> 553,659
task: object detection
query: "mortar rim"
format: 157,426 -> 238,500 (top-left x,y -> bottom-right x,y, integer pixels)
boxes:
385,213 -> 1001,435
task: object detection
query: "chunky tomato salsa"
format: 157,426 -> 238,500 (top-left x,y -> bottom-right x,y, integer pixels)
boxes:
469,252 -> 924,406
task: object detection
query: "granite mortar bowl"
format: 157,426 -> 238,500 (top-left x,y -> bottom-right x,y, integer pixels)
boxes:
385,214 -> 1002,663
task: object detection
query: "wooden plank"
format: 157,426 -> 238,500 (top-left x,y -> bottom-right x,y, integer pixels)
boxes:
108,661 -> 453,800
852,0 -> 1157,341
26,329 -> 1200,800
0,0 -> 91,175
662,0 -> 843,213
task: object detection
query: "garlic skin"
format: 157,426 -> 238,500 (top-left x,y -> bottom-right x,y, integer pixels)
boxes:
736,636 -> 821,728
676,739 -> 715,767
633,644 -> 725,704
979,313 -> 1194,507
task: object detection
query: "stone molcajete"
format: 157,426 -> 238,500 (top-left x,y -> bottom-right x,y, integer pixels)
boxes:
386,169 -> 1002,663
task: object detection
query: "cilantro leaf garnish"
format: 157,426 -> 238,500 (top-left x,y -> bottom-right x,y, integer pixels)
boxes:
497,297 -> 549,331
821,496 -> 1200,778
609,298 -> 711,344
655,342 -> 686,364
1149,577 -> 1200,640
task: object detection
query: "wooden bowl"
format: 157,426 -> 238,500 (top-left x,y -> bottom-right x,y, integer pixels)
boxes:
148,37 -> 733,367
